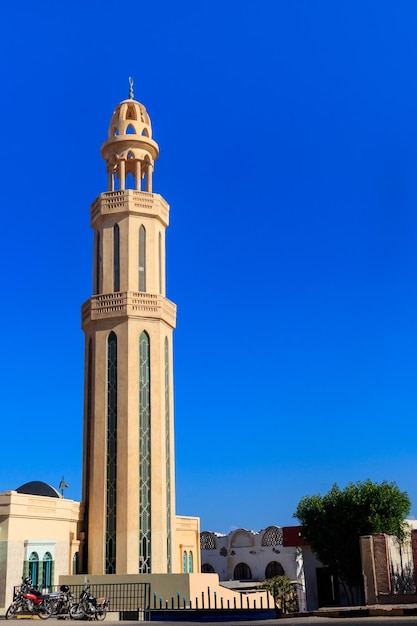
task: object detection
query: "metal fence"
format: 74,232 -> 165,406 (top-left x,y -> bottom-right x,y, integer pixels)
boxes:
14,582 -> 151,613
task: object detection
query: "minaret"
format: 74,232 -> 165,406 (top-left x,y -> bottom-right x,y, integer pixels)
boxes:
81,81 -> 176,575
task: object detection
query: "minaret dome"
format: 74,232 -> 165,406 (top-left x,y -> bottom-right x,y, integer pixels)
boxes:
101,97 -> 159,193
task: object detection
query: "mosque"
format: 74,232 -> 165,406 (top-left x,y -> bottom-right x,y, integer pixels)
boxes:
0,85 -> 308,614
0,85 -> 202,608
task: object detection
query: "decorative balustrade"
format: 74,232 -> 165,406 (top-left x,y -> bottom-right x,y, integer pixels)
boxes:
81,291 -> 176,328
90,190 -> 169,223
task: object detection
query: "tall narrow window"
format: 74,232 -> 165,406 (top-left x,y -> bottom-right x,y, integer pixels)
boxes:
139,226 -> 146,292
106,332 -> 117,574
113,224 -> 120,292
183,551 -> 187,573
95,231 -> 101,294
165,337 -> 172,572
42,552 -> 53,590
28,552 -> 39,587
139,331 -> 151,572
188,551 -> 193,573
72,552 -> 79,575
158,232 -> 162,294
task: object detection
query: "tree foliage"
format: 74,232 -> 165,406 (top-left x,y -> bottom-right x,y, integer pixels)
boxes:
259,575 -> 299,614
294,480 -> 411,596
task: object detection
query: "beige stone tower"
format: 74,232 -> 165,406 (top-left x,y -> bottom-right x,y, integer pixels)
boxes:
81,85 -> 176,575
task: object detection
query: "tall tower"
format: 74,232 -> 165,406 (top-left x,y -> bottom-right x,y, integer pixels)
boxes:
81,85 -> 176,575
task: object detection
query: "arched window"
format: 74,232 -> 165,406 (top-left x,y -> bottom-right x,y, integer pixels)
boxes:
183,551 -> 187,573
261,526 -> 283,547
42,552 -> 53,590
265,561 -> 284,579
106,331 -> 117,574
188,551 -> 193,573
200,532 -> 217,550
139,331 -> 151,573
233,562 -> 252,580
29,552 -> 39,587
202,563 -> 215,573
126,124 -> 136,134
126,105 -> 137,120
139,226 -> 146,292
113,224 -> 120,292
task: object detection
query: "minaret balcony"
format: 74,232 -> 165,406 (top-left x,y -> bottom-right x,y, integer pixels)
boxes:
81,291 -> 176,329
90,190 -> 169,226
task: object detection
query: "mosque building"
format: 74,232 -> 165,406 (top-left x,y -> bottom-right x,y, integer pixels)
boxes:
0,85 -> 201,608
0,85 -> 307,614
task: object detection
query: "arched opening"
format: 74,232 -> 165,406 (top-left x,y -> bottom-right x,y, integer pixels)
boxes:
126,124 -> 136,134
202,563 -> 215,573
126,105 -> 137,120
188,551 -> 193,573
125,172 -> 135,189
29,552 -> 39,587
42,552 -> 53,590
183,551 -> 187,573
200,532 -> 217,550
141,128 -> 149,137
265,561 -> 285,579
234,562 -> 252,580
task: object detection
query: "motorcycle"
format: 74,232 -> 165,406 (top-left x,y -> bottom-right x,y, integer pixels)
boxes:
49,584 -> 74,617
69,584 -> 109,621
6,577 -> 52,620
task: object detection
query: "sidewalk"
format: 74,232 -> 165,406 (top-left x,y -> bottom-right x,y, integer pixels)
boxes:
312,604 -> 417,618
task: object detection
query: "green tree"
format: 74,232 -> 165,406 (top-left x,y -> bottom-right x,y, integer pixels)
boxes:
294,480 -> 411,604
259,575 -> 299,614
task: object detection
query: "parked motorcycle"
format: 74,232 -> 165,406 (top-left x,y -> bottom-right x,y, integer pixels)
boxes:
6,577 -> 52,620
69,584 -> 109,621
49,584 -> 74,617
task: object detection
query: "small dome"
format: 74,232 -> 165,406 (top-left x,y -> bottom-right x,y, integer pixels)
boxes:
16,481 -> 61,498
108,99 -> 152,139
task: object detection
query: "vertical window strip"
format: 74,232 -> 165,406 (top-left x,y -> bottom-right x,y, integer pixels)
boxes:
188,551 -> 193,574
113,224 -> 120,292
139,226 -> 146,292
95,231 -> 101,295
158,232 -> 162,294
165,337 -> 172,572
106,332 -> 117,574
139,331 -> 151,572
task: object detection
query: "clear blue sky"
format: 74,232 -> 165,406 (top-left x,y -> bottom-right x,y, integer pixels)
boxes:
1,0 -> 417,534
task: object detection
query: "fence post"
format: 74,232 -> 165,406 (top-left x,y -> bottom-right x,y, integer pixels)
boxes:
214,591 -> 217,609
196,597 -> 198,610
233,596 -> 236,609
201,591 -> 204,609
183,597 -> 186,609
177,592 -> 180,609
159,597 -> 162,609
208,587 -> 211,609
